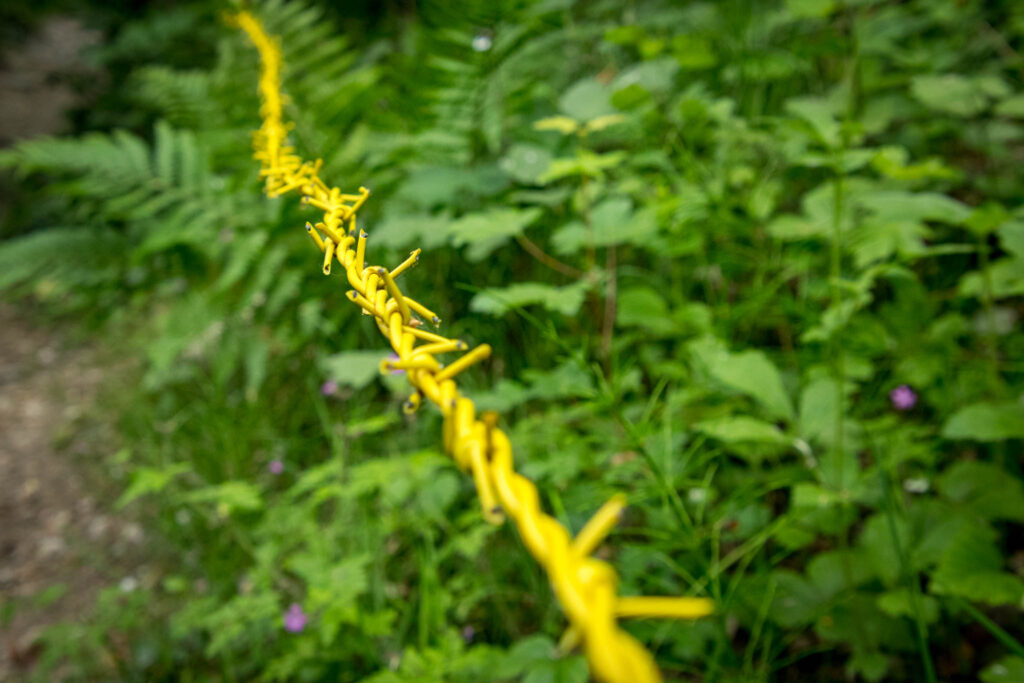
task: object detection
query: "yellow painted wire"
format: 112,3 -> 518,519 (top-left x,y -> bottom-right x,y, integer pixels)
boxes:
232,11 -> 713,682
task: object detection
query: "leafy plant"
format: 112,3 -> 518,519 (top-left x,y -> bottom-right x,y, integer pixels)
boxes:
2,0 -> 1022,681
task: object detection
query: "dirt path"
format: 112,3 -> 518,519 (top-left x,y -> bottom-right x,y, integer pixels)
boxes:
0,15 -> 145,680
0,306 -> 143,679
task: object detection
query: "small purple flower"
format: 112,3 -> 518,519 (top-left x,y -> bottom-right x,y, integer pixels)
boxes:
461,625 -> 475,643
321,380 -> 338,396
283,603 -> 307,633
890,385 -> 917,411
268,459 -> 284,475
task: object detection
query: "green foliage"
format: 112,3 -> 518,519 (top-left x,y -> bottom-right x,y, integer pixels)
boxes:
3,0 -> 1024,681
448,207 -> 542,260
470,280 -> 593,317
943,402 -> 1024,441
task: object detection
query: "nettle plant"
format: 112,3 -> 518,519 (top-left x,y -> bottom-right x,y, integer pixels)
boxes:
0,0 -> 1022,681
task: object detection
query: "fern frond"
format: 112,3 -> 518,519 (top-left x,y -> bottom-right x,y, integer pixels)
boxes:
384,0 -> 607,163
131,66 -> 219,129
1,133 -> 148,190
0,226 -> 128,293
0,121 -> 265,264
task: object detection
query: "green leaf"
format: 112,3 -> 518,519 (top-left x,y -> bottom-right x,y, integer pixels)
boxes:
690,337 -> 794,420
538,150 -> 625,183
693,416 -> 789,446
558,78 -> 614,121
448,207 -> 543,260
499,635 -> 555,677
470,280 -> 590,317
581,114 -> 625,135
786,97 -> 841,148
499,144 -> 554,184
941,401 -> 1024,441
785,0 -> 836,19
849,219 -> 931,267
958,257 -> 1024,299
533,116 -> 579,135
616,287 -> 678,335
816,594 -> 909,654
998,220 -> 1024,257
671,35 -> 717,70
551,197 -> 657,254
323,553 -> 373,609
861,190 -> 970,224
855,512 -> 910,585
345,413 -> 400,438
521,362 -> 594,400
290,553 -> 370,610
373,212 -> 452,250
769,570 -> 823,627
197,593 -> 278,658
117,464 -> 191,508
767,214 -> 825,241
847,651 -> 891,683
415,471 -> 461,519
995,94 -> 1024,118
914,508 -> 975,568
937,461 -> 1024,521
792,482 -> 841,510
185,481 -> 263,514
807,550 -> 873,597
965,203 -> 1010,236
982,656 -> 1024,683
911,74 -> 991,117
322,350 -> 388,389
396,164 -> 507,208
713,350 -> 794,421
473,362 -> 593,411
611,58 -> 679,94
471,379 -> 532,412
610,83 -> 651,110
876,589 -> 940,624
931,526 -> 1024,606
871,146 -> 958,181
343,451 -> 448,502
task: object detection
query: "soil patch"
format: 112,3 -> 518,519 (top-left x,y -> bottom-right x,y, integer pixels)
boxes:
0,305 -> 141,679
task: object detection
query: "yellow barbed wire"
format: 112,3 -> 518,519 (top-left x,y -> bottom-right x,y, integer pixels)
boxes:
232,11 -> 712,682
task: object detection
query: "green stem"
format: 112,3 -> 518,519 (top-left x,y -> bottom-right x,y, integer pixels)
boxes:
312,381 -> 346,469
976,232 -> 1003,394
878,466 -> 937,683
830,172 -> 846,491
615,412 -> 695,534
600,245 -> 617,377
957,597 -> 1024,659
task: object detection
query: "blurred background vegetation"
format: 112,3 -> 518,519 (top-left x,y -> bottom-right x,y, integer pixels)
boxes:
1,0 -> 1023,680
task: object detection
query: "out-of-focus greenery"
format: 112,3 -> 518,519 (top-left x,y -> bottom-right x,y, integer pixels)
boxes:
2,0 -> 1023,680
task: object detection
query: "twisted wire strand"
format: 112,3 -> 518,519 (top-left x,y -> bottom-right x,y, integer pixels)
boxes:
233,11 -> 712,682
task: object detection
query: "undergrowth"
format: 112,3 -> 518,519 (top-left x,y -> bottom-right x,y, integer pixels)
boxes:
1,0 -> 1023,681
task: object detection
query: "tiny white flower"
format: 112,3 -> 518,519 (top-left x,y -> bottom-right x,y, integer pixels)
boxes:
903,478 -> 929,494
472,34 -> 492,52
